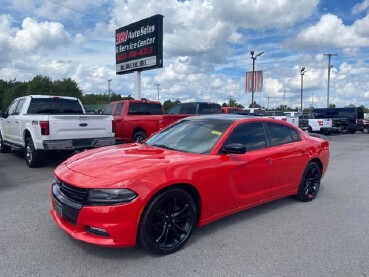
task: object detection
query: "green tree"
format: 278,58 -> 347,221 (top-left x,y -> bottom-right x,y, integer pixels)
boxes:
329,103 -> 336,108
163,99 -> 180,112
249,101 -> 261,108
28,75 -> 53,95
52,78 -> 82,98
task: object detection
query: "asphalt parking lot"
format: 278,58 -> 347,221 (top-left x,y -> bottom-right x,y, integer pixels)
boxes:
0,133 -> 368,277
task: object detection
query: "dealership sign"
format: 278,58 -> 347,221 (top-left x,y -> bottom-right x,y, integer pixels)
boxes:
115,14 -> 164,75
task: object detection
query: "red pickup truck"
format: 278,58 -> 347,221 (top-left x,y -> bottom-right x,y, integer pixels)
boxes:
102,100 -> 165,143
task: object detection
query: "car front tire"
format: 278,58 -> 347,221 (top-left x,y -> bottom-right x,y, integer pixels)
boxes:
139,188 -> 197,255
296,162 -> 321,202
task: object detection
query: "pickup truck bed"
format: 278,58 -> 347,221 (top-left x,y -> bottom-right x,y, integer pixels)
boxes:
0,95 -> 115,167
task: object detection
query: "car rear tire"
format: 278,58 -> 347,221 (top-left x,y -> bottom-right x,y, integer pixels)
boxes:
362,127 -> 369,134
133,131 -> 147,143
296,162 -> 321,202
139,188 -> 197,255
0,132 -> 11,153
25,137 -> 43,168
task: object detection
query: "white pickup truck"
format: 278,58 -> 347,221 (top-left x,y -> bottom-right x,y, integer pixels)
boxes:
0,95 -> 115,167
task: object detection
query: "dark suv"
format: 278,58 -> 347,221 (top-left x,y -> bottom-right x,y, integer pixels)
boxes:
166,102 -> 222,115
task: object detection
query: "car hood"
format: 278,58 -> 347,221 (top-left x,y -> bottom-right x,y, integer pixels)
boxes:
63,143 -> 202,180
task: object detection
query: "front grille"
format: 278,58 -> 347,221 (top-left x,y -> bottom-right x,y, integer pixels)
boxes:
56,179 -> 88,204
53,179 -> 89,226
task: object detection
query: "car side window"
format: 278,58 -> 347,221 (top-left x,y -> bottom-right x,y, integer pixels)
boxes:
268,123 -> 296,146
14,99 -> 25,115
222,122 -> 266,152
114,102 -> 123,115
167,104 -> 180,114
7,100 -> 19,116
102,103 -> 114,115
290,128 -> 300,142
182,103 -> 195,114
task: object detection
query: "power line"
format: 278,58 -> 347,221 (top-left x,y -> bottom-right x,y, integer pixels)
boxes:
46,0 -> 113,25
46,0 -> 228,61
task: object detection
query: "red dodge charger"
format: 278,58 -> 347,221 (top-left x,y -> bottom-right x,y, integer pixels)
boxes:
50,115 -> 330,254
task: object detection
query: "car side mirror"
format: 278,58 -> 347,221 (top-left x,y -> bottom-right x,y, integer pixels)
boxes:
222,143 -> 246,154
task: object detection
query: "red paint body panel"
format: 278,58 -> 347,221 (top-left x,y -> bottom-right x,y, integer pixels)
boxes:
50,116 -> 330,248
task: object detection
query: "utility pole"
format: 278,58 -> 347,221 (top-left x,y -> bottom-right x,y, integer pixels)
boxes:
107,79 -> 112,97
324,53 -> 337,108
155,83 -> 160,102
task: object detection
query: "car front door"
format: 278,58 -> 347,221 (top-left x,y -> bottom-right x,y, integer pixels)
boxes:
1,100 -> 19,142
217,122 -> 275,211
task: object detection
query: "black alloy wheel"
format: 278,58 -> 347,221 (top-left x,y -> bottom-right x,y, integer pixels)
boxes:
296,162 -> 321,202
139,188 -> 197,255
0,132 -> 11,153
133,131 -> 147,143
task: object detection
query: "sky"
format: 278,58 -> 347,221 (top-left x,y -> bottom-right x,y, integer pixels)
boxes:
1,0 -> 369,109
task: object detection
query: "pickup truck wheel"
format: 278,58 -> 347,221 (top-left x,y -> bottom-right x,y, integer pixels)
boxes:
0,132 -> 11,153
341,128 -> 348,134
296,162 -> 321,202
133,131 -> 147,143
25,137 -> 43,168
308,126 -> 313,133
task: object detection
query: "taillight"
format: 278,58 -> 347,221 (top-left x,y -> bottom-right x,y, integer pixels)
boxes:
282,118 -> 287,121
318,120 -> 323,126
40,121 -> 49,136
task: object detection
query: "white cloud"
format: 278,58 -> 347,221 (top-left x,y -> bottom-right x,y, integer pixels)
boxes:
286,13 -> 369,49
352,0 -> 369,14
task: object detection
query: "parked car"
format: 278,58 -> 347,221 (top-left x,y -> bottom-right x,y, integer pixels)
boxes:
101,100 -> 165,143
163,102 -> 222,126
361,119 -> 369,134
313,107 -> 364,133
50,115 -> 330,255
221,106 -> 243,114
0,95 -> 115,167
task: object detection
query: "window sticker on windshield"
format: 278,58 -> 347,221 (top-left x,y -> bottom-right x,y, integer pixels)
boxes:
211,130 -> 222,136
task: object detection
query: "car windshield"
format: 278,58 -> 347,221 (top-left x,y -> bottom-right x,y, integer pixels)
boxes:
146,119 -> 232,154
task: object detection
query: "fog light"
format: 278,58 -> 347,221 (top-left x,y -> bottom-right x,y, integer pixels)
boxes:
86,226 -> 110,237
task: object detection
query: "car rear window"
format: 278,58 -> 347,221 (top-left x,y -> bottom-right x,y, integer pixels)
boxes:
128,103 -> 163,115
27,98 -> 84,114
198,103 -> 222,114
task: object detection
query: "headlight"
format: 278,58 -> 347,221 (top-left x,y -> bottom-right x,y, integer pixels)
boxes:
86,189 -> 137,205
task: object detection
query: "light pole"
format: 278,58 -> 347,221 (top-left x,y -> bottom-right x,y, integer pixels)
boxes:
324,53 -> 337,108
107,79 -> 112,97
250,51 -> 264,107
300,68 -> 307,112
155,83 -> 160,101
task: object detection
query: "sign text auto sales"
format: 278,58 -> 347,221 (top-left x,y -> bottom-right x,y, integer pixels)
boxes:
115,14 -> 163,75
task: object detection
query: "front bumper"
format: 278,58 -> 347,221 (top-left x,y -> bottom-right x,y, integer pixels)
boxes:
43,137 -> 115,150
50,183 -> 141,247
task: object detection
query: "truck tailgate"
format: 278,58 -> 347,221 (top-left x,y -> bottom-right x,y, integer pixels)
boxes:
48,115 -> 113,140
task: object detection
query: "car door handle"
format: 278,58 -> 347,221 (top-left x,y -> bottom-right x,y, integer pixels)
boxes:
15,121 -> 19,124
265,158 -> 273,165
